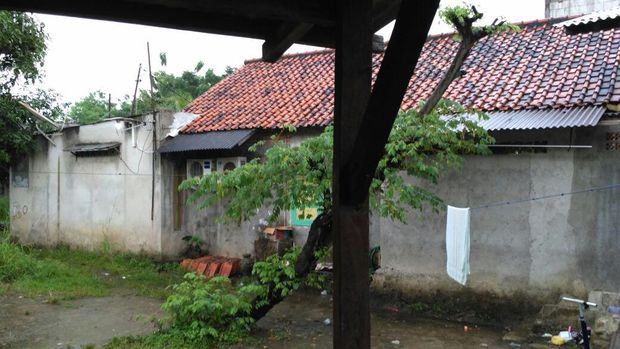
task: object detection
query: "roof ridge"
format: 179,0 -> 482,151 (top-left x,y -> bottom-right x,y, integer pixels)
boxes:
244,48 -> 334,65
183,13 -> 620,133
244,16 -> 580,64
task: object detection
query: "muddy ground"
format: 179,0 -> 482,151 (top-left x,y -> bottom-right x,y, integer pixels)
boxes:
1,288 -> 556,349
0,290 -> 161,349
237,290 -> 533,349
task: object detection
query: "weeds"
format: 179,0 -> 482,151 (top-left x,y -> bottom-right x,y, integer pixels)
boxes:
0,240 -> 184,300
0,196 -> 8,231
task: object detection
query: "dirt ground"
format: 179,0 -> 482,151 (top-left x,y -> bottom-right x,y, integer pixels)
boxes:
1,287 -> 555,349
0,290 -> 161,349
237,290 -> 528,349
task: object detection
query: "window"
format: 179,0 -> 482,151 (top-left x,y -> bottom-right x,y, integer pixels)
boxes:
12,158 -> 29,188
606,132 -> 620,151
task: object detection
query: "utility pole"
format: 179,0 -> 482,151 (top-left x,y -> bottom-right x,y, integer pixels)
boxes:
131,63 -> 142,115
108,93 -> 112,118
147,42 -> 157,221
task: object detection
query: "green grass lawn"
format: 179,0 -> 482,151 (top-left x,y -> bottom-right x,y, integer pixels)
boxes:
0,238 -> 185,300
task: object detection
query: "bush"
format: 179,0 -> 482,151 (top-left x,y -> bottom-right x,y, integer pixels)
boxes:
161,273 -> 266,345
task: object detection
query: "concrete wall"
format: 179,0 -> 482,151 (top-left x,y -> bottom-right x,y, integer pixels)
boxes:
546,0 -> 620,17
374,125 -> 620,300
9,112 -> 173,255
159,128 -> 323,259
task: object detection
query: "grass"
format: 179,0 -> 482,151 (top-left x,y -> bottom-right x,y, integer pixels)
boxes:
0,195 -> 8,228
0,236 -> 185,300
103,331 -> 266,349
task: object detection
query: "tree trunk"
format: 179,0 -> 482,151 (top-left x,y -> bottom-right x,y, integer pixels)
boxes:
250,210 -> 333,321
419,38 -> 474,116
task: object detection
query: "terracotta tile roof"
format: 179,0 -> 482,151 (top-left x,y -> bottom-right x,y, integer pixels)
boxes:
183,18 -> 620,133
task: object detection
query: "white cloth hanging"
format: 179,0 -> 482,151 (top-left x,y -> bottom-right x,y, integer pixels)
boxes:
446,205 -> 470,286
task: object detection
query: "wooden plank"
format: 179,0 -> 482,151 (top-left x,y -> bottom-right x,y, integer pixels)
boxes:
372,0 -> 402,32
2,0 -> 402,54
333,0 -> 372,348
343,0 -> 440,203
0,0 -> 273,40
127,0 -> 337,26
263,22 -> 314,62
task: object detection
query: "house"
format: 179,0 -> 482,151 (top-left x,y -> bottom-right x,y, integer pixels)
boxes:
162,16 -> 620,301
10,16 -> 620,301
9,112 -> 176,254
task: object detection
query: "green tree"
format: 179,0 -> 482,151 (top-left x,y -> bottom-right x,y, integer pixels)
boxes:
180,5 -> 515,322
0,89 -> 63,184
0,11 -> 47,93
0,11 -> 55,185
68,62 -> 235,124
67,90 -> 118,124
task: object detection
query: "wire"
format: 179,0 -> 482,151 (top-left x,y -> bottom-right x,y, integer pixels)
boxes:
119,156 -> 139,175
25,169 -> 185,178
471,183 -> 620,210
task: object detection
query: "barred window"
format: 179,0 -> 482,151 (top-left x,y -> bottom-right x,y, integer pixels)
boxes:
606,132 -> 620,151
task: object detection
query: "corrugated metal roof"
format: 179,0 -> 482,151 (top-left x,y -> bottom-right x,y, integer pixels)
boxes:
158,129 -> 254,153
479,106 -> 605,131
556,7 -> 620,32
64,142 -> 121,155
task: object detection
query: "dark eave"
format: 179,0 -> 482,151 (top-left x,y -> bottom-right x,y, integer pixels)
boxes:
1,0 -> 400,61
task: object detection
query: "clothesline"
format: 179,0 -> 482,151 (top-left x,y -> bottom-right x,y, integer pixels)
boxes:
471,183 -> 620,210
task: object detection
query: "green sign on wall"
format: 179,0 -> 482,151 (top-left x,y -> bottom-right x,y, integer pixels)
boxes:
290,207 -> 320,227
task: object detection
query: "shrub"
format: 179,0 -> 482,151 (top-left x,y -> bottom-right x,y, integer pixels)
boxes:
161,273 -> 266,345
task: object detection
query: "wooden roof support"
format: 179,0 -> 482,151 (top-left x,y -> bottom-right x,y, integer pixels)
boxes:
333,0 -> 373,347
343,0 -> 439,203
333,2 -> 438,346
263,22 -> 314,62
128,0 -> 337,26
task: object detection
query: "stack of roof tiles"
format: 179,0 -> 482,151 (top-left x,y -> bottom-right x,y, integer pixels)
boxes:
180,256 -> 241,278
183,18 -> 620,134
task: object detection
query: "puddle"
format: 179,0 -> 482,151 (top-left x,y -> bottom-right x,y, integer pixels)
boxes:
237,290 -> 514,349
1,287 -> 527,348
0,290 -> 162,349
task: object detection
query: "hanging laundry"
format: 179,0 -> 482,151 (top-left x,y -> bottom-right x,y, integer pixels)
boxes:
446,205 -> 470,286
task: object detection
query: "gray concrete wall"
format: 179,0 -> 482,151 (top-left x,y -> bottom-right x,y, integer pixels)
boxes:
546,0 -> 620,17
374,125 -> 620,300
10,112 -> 173,255
159,128 -> 323,259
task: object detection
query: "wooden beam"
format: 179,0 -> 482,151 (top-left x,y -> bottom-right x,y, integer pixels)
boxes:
333,0 -> 372,348
343,0 -> 439,204
0,0 -> 273,40
262,22 -> 314,63
372,0 -> 401,32
127,0 -> 336,26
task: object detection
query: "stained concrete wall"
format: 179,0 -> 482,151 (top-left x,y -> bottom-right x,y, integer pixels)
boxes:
9,112 -> 173,255
374,125 -> 620,300
546,0 -> 620,17
159,128 -> 322,259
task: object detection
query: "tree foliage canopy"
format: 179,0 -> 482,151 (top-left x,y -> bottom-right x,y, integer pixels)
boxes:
0,11 -> 47,93
181,100 -> 493,224
0,11 -> 60,181
68,62 -> 235,124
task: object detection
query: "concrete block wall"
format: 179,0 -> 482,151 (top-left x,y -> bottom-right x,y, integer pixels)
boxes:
546,0 -> 620,17
9,113 -> 174,256
374,125 -> 620,300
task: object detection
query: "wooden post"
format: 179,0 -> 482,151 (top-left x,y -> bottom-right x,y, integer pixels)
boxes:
333,0 -> 372,347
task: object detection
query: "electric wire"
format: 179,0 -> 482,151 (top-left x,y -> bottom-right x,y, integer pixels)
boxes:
471,183 -> 620,210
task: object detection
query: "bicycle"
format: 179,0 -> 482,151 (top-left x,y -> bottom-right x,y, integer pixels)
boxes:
561,296 -> 598,349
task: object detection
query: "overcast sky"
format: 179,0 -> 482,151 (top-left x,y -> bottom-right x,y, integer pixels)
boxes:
33,0 -> 545,105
